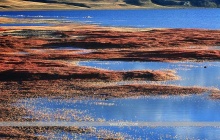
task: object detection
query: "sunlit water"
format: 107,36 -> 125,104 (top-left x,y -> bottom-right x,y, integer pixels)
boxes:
15,60 -> 220,139
48,46 -> 85,50
1,9 -> 220,29
208,46 -> 220,50
19,94 -> 220,122
79,61 -> 220,88
4,8 -> 220,139
17,94 -> 220,139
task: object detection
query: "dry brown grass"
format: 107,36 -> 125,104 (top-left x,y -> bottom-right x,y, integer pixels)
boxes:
0,0 -> 163,10
1,22 -> 220,139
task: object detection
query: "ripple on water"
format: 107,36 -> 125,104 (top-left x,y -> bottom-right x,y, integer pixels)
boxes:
188,46 -> 220,50
209,46 -> 220,50
15,93 -> 220,139
79,61 -> 220,88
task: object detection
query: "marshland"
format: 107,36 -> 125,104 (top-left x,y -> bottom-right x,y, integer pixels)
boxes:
1,9 -> 220,139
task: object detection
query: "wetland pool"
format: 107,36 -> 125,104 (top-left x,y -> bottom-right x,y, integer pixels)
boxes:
17,94 -> 220,139
79,61 -> 220,88
15,60 -> 220,139
2,8 -> 220,139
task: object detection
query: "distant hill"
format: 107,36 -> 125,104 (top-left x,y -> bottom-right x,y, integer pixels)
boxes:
151,0 -> 220,7
0,0 -> 219,10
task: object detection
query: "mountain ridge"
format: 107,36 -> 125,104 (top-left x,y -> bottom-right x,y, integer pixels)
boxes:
0,0 -> 219,10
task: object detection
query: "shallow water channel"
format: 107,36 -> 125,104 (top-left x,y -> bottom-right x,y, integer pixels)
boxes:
16,61 -> 220,139
17,94 -> 220,139
79,61 -> 220,88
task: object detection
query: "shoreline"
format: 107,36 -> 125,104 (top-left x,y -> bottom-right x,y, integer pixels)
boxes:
0,7 -> 205,11
0,0 -> 188,11
1,17 -> 220,139
0,0 -> 218,11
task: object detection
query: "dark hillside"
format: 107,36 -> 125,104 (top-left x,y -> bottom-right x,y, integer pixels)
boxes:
151,0 -> 220,7
0,0 -> 219,10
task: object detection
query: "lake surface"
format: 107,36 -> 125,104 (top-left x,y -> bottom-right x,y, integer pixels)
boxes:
4,8 -> 220,139
1,9 -> 220,29
17,94 -> 220,139
79,61 -> 220,88
15,60 -> 220,139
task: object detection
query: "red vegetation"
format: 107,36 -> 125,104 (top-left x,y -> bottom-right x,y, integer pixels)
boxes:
0,27 -> 219,83
1,26 -> 220,139
41,28 -> 220,61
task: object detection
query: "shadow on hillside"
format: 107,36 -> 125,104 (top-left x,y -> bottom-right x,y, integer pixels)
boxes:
23,0 -> 90,8
124,0 -> 145,5
0,5 -> 11,8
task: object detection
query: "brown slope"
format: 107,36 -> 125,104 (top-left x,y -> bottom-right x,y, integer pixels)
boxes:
0,0 -> 162,10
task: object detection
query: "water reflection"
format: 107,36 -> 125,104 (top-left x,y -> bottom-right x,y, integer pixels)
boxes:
29,94 -> 220,122
2,9 -> 220,29
79,61 -> 220,88
208,46 -> 220,50
101,126 -> 220,140
17,94 -> 220,139
47,46 -> 86,50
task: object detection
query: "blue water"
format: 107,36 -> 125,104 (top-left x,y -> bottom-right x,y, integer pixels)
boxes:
1,9 -> 220,29
79,61 -> 220,88
18,94 -> 220,139
5,9 -> 220,139
16,61 -> 220,139
38,126 -> 220,139
24,94 -> 220,122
